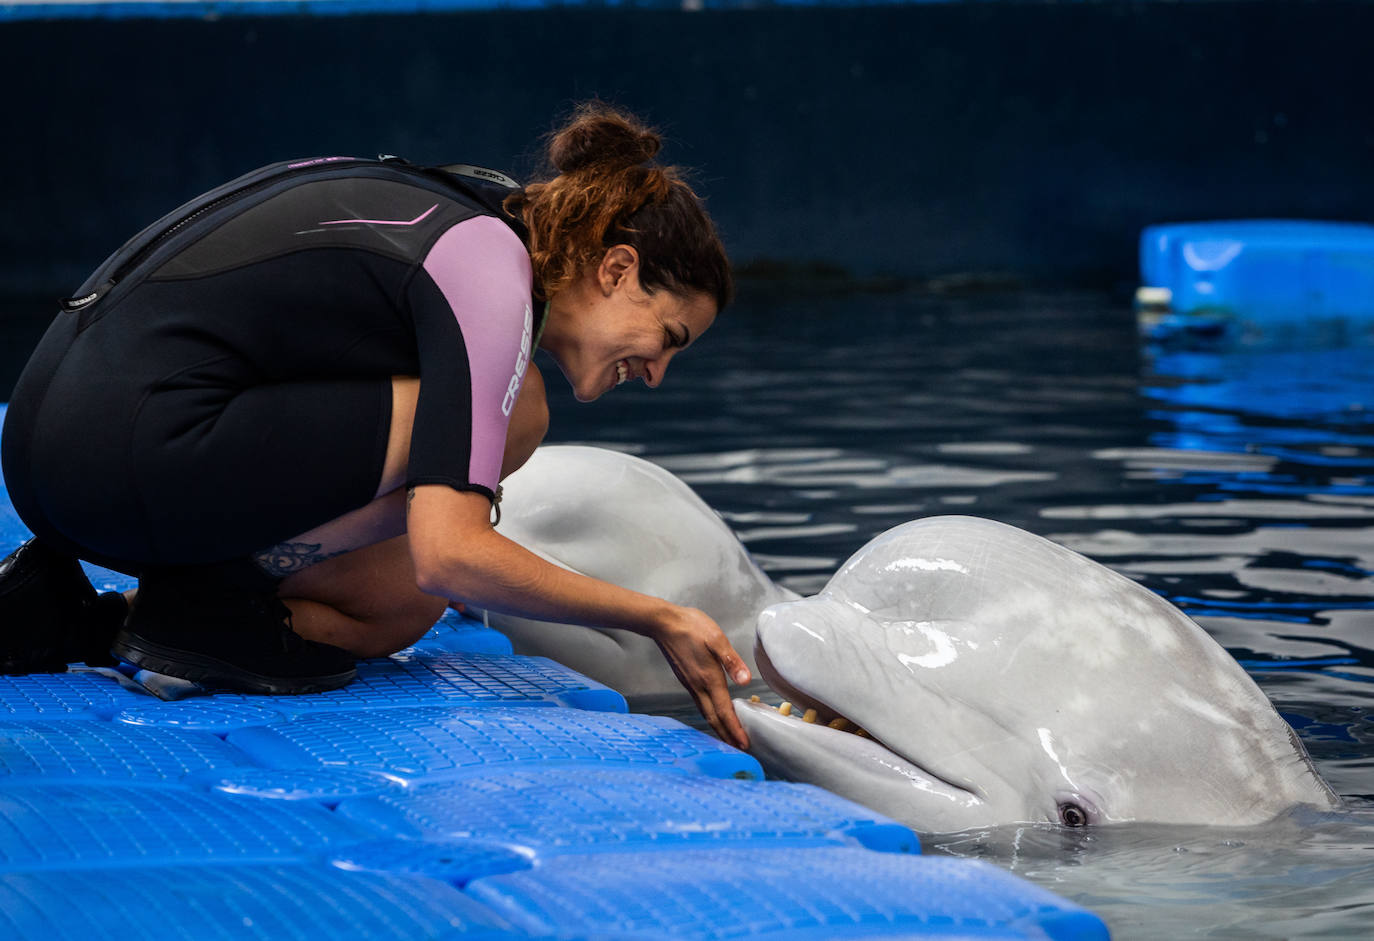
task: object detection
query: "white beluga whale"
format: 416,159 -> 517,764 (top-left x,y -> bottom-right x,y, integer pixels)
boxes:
737,515 -> 1341,832
489,447 -> 1338,830
482,445 -> 797,698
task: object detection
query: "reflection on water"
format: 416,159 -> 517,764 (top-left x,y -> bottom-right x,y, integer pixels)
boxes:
932,810 -> 1374,940
546,289 -> 1374,939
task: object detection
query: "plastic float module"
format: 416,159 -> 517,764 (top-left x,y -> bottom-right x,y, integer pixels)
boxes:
1136,219 -> 1374,340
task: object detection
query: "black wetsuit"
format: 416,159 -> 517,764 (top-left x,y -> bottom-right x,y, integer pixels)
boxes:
2,156 -> 538,574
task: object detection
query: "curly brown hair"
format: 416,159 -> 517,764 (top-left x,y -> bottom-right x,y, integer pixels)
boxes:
505,102 -> 732,311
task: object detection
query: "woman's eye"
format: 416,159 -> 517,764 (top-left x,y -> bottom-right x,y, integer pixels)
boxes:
1058,802 -> 1089,828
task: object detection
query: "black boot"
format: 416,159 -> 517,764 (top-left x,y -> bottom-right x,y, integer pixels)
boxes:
0,539 -> 124,673
112,560 -> 356,695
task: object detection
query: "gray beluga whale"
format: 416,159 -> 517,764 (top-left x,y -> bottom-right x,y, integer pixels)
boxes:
736,515 -> 1341,832
480,445 -> 798,697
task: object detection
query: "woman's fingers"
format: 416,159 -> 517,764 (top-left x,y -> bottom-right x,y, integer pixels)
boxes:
707,635 -> 751,748
706,668 -> 750,749
655,609 -> 751,750
713,635 -> 752,687
684,663 -> 747,751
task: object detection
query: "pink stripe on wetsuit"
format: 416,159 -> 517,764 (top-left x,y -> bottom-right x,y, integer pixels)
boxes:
421,215 -> 535,495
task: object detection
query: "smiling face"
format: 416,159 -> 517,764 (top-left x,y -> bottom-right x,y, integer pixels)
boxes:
539,245 -> 717,403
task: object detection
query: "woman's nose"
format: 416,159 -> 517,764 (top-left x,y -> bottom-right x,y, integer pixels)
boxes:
642,351 -> 676,388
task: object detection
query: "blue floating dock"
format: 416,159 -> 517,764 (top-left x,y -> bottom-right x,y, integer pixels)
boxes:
1137,219 -> 1374,338
0,401 -> 1109,939
335,766 -> 919,857
0,670 -> 151,720
173,651 -> 628,716
0,783 -> 372,871
0,865 -> 524,940
467,847 -> 1107,940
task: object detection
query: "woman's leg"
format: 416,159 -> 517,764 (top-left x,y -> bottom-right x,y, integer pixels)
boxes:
271,366 -> 549,657
277,531 -> 445,658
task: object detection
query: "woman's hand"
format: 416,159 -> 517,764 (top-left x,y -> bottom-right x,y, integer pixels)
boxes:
651,606 -> 752,750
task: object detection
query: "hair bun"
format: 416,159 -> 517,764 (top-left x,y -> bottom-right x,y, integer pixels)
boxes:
548,102 -> 662,174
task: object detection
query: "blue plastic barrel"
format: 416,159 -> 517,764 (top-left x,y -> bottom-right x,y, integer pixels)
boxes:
1137,220 -> 1374,338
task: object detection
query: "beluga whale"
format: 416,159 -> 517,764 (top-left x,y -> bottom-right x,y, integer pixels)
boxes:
488,446 -> 1340,831
737,515 -> 1341,832
479,445 -> 797,698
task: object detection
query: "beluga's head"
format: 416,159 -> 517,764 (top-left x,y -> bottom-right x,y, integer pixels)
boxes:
737,515 -> 1340,832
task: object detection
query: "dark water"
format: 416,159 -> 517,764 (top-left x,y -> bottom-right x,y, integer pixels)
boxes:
542,288 -> 1374,939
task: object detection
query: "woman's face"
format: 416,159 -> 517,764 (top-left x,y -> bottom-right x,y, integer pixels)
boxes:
542,246 -> 718,403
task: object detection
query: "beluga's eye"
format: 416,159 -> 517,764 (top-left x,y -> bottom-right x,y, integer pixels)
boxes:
1058,802 -> 1090,828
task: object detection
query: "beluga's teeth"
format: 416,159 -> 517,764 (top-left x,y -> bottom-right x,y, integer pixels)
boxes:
749,695 -> 761,703
778,702 -> 793,717
827,717 -> 851,731
802,709 -> 818,724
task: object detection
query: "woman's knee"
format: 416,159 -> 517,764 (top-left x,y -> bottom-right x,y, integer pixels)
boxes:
276,533 -> 446,656
347,592 -> 448,658
285,590 -> 446,659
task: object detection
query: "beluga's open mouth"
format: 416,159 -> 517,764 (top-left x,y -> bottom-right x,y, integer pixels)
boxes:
747,638 -> 874,735
736,611 -> 983,820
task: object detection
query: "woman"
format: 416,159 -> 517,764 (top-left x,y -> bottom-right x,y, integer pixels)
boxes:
0,103 -> 751,748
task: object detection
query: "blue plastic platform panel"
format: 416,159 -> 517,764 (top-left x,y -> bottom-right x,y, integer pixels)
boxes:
0,863 -> 524,940
115,699 -> 289,734
331,837 -> 538,887
0,719 -> 257,786
401,608 -> 516,656
78,561 -> 136,594
0,783 -> 376,871
336,766 -> 919,865
0,668 -> 154,721
199,766 -> 403,803
468,846 -> 1109,941
227,706 -> 761,784
188,652 -> 626,717
1137,219 -> 1374,332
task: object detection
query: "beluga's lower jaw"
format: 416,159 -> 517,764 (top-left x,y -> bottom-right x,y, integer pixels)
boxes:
735,515 -> 1340,833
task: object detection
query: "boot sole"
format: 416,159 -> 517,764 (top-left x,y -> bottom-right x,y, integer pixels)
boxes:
111,630 -> 356,695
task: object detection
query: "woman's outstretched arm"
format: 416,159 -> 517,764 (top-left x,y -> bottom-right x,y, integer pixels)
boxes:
407,484 -> 752,748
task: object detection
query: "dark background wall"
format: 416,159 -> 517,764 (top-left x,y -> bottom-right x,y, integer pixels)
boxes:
2,1 -> 1372,299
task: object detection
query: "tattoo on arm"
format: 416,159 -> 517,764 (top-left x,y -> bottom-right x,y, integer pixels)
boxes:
253,541 -> 349,577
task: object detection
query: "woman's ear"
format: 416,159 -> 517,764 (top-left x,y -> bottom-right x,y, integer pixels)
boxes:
597,244 -> 640,294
